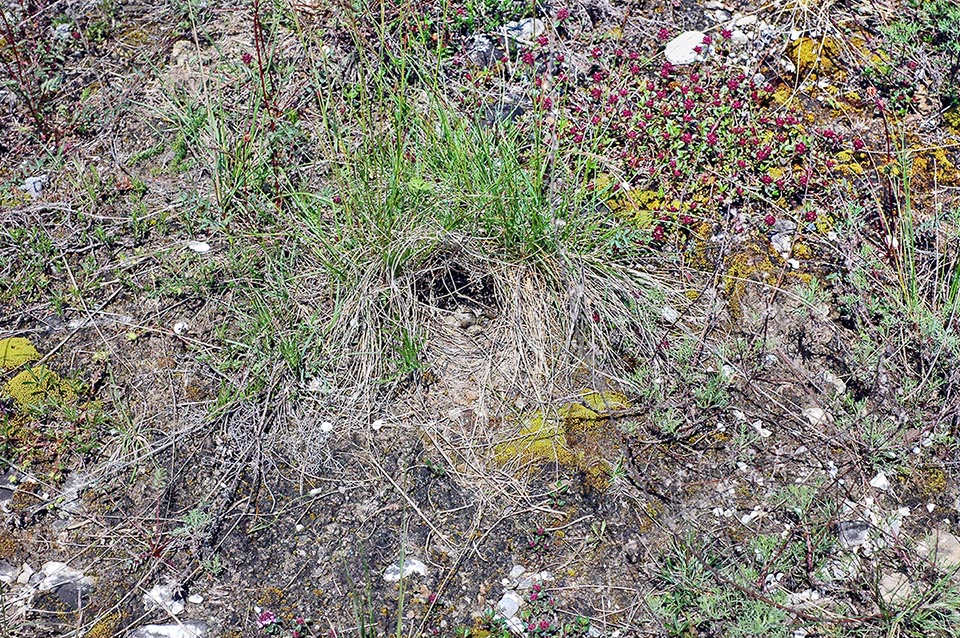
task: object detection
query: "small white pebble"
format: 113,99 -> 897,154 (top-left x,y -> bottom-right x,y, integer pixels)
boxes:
319,421 -> 334,433
187,240 -> 211,253
187,594 -> 204,604
173,321 -> 190,335
371,419 -> 384,431
927,503 -> 935,513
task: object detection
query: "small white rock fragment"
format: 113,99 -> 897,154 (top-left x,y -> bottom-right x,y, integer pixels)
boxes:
869,471 -> 891,491
502,18 -> 544,44
23,175 -> 49,198
187,593 -> 204,604
173,321 -> 190,335
926,503 -> 935,513
735,15 -> 758,26
382,558 -> 428,582
508,565 -> 525,580
319,421 -> 334,433
128,622 -> 209,638
187,241 -> 211,253
497,590 -> 523,618
802,407 -> 830,427
371,419 -> 384,431
751,420 -> 772,438
730,29 -> 750,45
143,582 -> 185,616
665,31 -> 710,65
661,305 -> 680,324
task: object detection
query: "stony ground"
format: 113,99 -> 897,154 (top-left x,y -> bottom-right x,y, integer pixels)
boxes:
2,0 -> 960,637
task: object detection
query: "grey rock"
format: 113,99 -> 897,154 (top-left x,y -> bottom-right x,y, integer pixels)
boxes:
466,35 -> 500,68
836,520 -> 871,550
508,565 -> 525,580
128,622 -> 209,638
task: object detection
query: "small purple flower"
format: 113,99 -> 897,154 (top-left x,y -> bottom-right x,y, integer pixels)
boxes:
257,610 -> 278,628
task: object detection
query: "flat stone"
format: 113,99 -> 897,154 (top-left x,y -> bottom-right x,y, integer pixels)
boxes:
502,18 -> 544,44
665,31 -> 709,65
879,572 -> 912,606
128,622 -> 208,638
869,471 -> 891,491
508,565 -> 525,580
918,530 -> 960,570
39,562 -> 91,591
497,590 -> 523,618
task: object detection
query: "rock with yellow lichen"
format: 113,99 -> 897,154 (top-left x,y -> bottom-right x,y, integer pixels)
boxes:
0,337 -> 40,370
4,365 -> 77,410
787,37 -> 840,76
495,391 -> 628,478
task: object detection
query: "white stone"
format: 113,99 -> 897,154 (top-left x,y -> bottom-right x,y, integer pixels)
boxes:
869,471 -> 891,491
735,15 -> 758,26
187,241 -> 211,253
497,590 -> 523,618
661,305 -> 680,324
714,10 -> 730,22
665,31 -> 710,65
23,175 -> 48,198
173,321 -> 190,335
143,582 -> 184,616
502,18 -> 544,44
731,29 -> 750,45
383,557 -> 428,582
187,594 -> 204,604
128,622 -> 208,638
802,407 -> 830,427
39,562 -> 91,591
750,420 -> 772,438
319,421 -> 334,433
508,565 -> 525,580
17,562 -> 34,585
371,419 -> 384,431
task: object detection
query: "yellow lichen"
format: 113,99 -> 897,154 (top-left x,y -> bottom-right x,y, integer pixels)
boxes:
945,106 -> 960,135
0,337 -> 40,370
4,365 -> 77,409
86,613 -> 122,638
787,37 -> 841,76
911,146 -> 960,188
917,466 -> 948,499
495,391 -> 628,473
